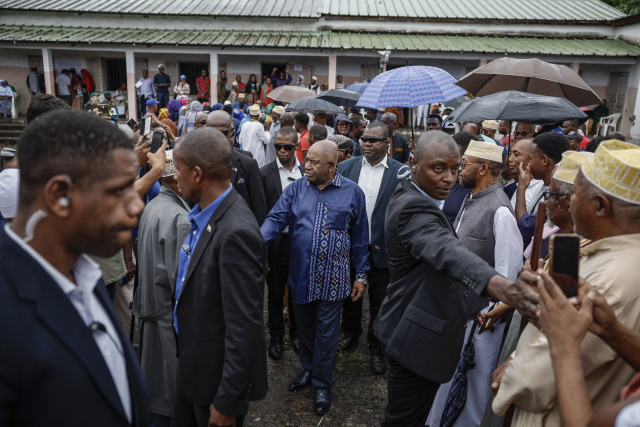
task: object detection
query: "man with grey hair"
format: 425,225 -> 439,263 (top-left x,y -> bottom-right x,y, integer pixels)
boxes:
380,112 -> 411,164
261,140 -> 370,415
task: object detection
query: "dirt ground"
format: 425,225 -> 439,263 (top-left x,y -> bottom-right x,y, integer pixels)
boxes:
245,291 -> 387,426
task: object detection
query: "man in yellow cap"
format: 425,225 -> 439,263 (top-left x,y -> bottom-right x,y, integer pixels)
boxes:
428,140 -> 522,427
494,140 -> 640,427
482,120 -> 499,142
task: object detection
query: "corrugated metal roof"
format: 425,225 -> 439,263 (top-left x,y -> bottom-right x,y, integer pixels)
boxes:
0,0 -> 321,17
1,25 -> 639,56
0,0 -> 628,21
321,0 -> 627,21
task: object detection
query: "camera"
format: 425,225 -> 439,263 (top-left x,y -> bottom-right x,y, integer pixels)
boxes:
97,104 -> 111,117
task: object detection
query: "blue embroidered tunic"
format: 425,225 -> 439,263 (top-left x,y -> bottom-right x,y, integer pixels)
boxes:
261,173 -> 370,304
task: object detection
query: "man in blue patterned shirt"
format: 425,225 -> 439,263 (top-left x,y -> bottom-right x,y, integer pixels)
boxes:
261,140 -> 370,415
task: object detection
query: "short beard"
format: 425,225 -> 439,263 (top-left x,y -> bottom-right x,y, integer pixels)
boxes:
460,170 -> 477,189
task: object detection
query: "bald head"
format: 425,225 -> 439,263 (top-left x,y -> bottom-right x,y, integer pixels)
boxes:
308,139 -> 339,164
381,113 -> 397,124
206,110 -> 232,130
280,113 -> 294,128
414,130 -> 458,160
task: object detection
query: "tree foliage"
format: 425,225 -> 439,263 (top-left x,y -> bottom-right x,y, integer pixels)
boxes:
603,0 -> 640,15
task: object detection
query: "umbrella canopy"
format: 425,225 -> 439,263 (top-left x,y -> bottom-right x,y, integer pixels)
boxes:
345,82 -> 369,95
445,91 -> 587,125
456,57 -> 601,107
269,85 -> 316,103
317,89 -> 361,107
443,95 -> 472,109
284,96 -> 344,114
356,66 -> 468,109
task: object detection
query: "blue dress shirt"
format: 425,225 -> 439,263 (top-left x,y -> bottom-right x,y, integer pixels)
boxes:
261,173 -> 370,304
173,185 -> 232,333
136,76 -> 156,98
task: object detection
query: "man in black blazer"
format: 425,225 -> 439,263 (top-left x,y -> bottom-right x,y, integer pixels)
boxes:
374,131 -> 540,426
0,110 -> 150,427
172,128 -> 267,427
207,111 -> 268,225
260,126 -> 305,360
337,121 -> 410,374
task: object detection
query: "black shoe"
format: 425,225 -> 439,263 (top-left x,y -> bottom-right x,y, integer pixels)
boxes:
313,387 -> 331,415
289,370 -> 312,392
291,334 -> 299,354
338,336 -> 358,352
268,336 -> 283,360
370,354 -> 387,374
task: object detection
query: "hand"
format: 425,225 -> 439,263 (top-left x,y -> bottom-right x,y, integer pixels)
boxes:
477,303 -> 513,334
134,136 -> 152,168
351,280 -> 365,301
208,404 -> 235,427
272,67 -> 278,73
519,258 -> 543,275
517,162 -> 533,190
491,357 -> 512,394
537,271 -> 594,354
486,274 -> 540,326
576,279 -> 616,337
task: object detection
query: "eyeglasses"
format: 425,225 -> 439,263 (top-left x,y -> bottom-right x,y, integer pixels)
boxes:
360,137 -> 388,144
340,149 -> 353,156
460,159 -> 484,169
543,190 -> 572,201
275,144 -> 296,151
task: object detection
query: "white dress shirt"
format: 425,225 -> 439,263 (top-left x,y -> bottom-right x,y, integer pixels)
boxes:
510,178 -> 543,212
357,155 -> 388,243
5,225 -> 132,422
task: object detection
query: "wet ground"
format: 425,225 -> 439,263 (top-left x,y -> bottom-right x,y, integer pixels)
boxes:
245,292 -> 387,426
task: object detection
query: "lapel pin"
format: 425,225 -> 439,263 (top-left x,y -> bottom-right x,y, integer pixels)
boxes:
207,225 -> 212,232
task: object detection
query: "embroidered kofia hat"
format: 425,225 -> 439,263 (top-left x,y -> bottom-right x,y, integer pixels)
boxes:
553,151 -> 593,184
465,140 -> 504,163
249,104 -> 261,116
581,139 -> 640,204
482,120 -> 499,130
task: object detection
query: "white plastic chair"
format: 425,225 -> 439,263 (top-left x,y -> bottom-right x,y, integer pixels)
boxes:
10,88 -> 18,119
598,113 -> 622,136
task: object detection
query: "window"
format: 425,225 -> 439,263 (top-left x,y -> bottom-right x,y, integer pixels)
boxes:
104,58 -> 126,91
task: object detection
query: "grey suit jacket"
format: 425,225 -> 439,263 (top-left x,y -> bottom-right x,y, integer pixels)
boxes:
374,181 -> 497,383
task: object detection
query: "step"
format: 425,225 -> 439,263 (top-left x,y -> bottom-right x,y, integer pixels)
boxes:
0,130 -> 22,138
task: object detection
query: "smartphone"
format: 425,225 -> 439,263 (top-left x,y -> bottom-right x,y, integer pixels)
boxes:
150,129 -> 164,154
548,234 -> 580,298
126,118 -> 137,130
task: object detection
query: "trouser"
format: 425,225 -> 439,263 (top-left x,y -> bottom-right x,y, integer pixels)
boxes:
341,251 -> 389,355
157,92 -> 169,109
293,299 -> 343,388
175,369 -> 245,427
105,277 -> 125,302
266,234 -> 297,337
59,95 -> 72,106
197,97 -> 208,104
414,105 -> 429,128
138,95 -> 150,117
383,357 -> 440,426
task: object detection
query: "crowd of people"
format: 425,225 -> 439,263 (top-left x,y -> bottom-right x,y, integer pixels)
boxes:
0,72 -> 639,427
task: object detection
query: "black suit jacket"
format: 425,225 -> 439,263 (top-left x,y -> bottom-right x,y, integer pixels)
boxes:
374,181 -> 497,383
390,133 -> 411,164
338,156 -> 410,268
259,160 -> 305,259
0,228 -> 150,427
173,189 -> 268,416
232,149 -> 268,225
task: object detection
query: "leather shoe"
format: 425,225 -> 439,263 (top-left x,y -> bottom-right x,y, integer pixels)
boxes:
268,336 -> 283,360
338,336 -> 358,352
313,387 -> 331,415
290,334 -> 299,354
289,370 -> 312,392
370,354 -> 387,374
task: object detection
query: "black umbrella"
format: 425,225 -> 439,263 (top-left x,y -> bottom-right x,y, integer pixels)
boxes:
445,90 -> 587,125
317,89 -> 361,107
284,96 -> 344,114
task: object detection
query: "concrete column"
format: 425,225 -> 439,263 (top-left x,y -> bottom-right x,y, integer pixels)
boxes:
210,52 -> 218,104
571,62 -> 580,74
42,47 -> 55,95
328,55 -> 337,90
125,50 -> 137,121
480,59 -> 488,66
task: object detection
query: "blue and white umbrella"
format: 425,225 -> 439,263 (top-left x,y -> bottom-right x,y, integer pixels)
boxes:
356,66 -> 468,109
345,82 -> 369,95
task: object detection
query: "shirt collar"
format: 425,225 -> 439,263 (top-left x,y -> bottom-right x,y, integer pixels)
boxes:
306,172 -> 342,188
411,182 -> 445,210
188,184 -> 232,231
361,155 -> 389,169
276,157 -> 300,171
581,233 -> 640,257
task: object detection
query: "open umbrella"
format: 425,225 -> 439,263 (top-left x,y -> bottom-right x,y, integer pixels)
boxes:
445,91 -> 587,125
456,57 -> 601,107
317,89 -> 361,107
440,319 -> 478,427
345,82 -> 369,95
284,96 -> 344,114
269,85 -> 316,103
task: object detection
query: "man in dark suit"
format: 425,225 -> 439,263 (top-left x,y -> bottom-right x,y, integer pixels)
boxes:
172,128 -> 268,427
374,131 -> 541,426
260,126 -> 305,360
206,110 -> 268,225
0,110 -> 150,427
337,121 -> 410,374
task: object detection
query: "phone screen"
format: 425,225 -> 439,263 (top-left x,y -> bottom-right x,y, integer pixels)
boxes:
550,234 -> 580,298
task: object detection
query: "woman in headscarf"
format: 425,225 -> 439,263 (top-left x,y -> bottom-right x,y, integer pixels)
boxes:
157,108 -> 169,120
166,99 -> 183,122
0,80 -> 14,118
177,105 -> 189,136
183,100 -> 203,135
245,74 -> 259,104
296,75 -> 305,87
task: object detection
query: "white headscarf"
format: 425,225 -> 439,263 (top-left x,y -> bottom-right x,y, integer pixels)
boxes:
0,80 -> 13,97
296,75 -> 305,87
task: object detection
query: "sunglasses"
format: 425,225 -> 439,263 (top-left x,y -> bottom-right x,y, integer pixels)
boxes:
196,121 -> 207,125
340,149 -> 353,156
360,137 -> 388,144
275,144 -> 296,151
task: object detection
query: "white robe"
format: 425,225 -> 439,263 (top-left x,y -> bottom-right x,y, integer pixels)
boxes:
239,120 -> 271,167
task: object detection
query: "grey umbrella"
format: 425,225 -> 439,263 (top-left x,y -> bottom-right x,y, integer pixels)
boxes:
284,96 -> 344,114
317,89 -> 361,107
445,90 -> 587,125
456,57 -> 601,107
